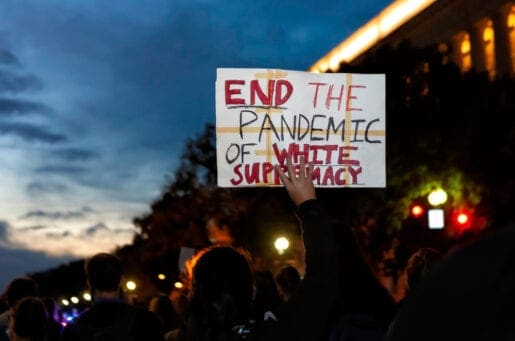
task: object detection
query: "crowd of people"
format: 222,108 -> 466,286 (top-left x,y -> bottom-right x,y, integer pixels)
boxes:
1,156 -> 514,340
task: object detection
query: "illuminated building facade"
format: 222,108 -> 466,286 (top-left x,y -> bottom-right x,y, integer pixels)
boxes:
311,0 -> 515,79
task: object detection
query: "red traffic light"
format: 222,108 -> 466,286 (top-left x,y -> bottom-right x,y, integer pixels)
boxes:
452,209 -> 472,231
456,213 -> 469,225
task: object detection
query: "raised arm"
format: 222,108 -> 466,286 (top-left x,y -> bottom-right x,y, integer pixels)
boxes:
255,156 -> 336,340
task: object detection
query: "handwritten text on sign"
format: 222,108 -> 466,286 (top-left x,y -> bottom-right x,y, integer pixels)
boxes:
216,68 -> 385,188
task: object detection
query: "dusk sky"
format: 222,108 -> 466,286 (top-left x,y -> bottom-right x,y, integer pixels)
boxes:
0,0 -> 391,289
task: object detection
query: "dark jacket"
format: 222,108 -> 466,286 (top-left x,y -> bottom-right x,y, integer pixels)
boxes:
386,222 -> 515,340
251,199 -> 338,341
62,300 -> 163,341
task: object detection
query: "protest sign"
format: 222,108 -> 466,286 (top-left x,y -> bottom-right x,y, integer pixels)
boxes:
216,68 -> 385,188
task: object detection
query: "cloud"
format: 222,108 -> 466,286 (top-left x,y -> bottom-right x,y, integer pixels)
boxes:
20,206 -> 94,220
0,122 -> 66,143
17,225 -> 48,231
35,165 -> 84,174
0,220 -> 74,291
4,217 -> 134,258
83,222 -> 109,236
0,98 -> 51,116
0,221 -> 8,239
45,230 -> 71,239
0,70 -> 43,93
50,148 -> 99,161
26,182 -> 68,195
0,49 -> 18,65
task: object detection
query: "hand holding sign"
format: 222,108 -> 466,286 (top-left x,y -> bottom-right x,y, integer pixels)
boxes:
275,156 -> 316,207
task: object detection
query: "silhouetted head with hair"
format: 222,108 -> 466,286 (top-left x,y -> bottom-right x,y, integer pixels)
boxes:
85,253 -> 122,293
187,246 -> 253,340
276,265 -> 301,302
406,247 -> 442,293
3,277 -> 39,309
8,297 -> 48,341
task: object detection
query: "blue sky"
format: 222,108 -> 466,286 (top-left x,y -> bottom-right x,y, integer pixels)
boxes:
0,0 -> 391,289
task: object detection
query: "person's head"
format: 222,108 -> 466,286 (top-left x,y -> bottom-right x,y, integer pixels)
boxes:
275,265 -> 301,302
406,247 -> 442,293
189,246 -> 253,337
3,277 -> 39,309
8,297 -> 48,341
85,253 -> 122,293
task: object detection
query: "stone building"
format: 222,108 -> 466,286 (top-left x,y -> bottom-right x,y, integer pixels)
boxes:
311,0 -> 515,79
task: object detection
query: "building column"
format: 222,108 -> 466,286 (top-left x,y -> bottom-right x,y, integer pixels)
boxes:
493,5 -> 512,78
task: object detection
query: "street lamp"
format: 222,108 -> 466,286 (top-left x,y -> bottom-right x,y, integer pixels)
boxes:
274,237 -> 289,255
125,280 -> 137,291
428,188 -> 448,206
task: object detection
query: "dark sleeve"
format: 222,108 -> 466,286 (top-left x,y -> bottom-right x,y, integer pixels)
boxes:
132,310 -> 164,341
253,199 -> 337,341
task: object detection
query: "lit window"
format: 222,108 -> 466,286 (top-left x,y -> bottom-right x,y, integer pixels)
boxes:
460,34 -> 472,73
508,6 -> 515,74
483,20 -> 496,80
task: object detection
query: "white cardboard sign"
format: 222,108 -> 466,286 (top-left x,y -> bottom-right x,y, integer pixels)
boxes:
216,68 -> 385,188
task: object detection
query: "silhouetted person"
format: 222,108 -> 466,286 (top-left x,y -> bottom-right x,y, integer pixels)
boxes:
0,277 -> 39,341
148,294 -> 179,334
62,252 -> 163,341
7,297 -> 48,341
174,156 -> 337,341
328,217 -> 396,341
253,270 -> 281,323
404,247 -> 442,296
386,223 -> 515,340
275,266 -> 301,303
386,247 -> 442,339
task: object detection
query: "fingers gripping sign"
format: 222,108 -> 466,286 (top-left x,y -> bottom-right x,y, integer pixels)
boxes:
275,155 -> 316,207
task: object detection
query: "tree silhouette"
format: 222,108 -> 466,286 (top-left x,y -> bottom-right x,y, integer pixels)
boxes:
30,41 -> 515,301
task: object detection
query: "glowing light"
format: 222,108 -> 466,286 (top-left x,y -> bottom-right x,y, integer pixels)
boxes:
274,237 -> 290,254
411,205 -> 424,217
461,35 -> 471,54
457,213 -> 469,225
70,296 -> 79,304
157,273 -> 166,280
83,293 -> 92,301
509,9 -> 515,29
428,209 -> 445,229
483,22 -> 494,43
126,280 -> 137,291
174,281 -> 184,289
61,299 -> 70,306
310,0 -> 436,72
427,189 -> 448,206
460,33 -> 472,72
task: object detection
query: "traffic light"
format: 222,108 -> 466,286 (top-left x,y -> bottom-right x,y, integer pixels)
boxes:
452,209 -> 472,231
